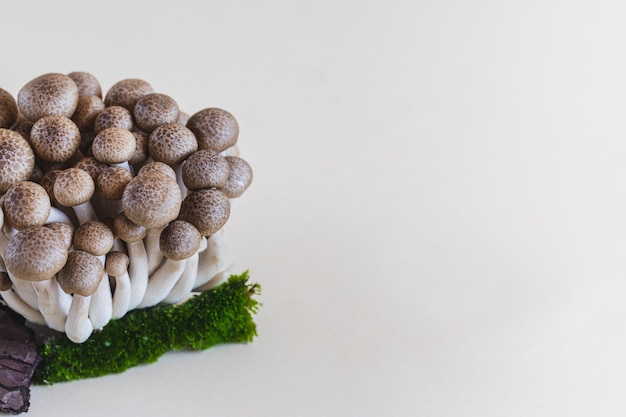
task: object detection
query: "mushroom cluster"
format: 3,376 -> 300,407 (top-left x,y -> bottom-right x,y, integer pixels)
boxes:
0,73 -> 253,343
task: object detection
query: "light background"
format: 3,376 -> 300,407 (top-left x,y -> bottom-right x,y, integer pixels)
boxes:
1,0 -> 625,416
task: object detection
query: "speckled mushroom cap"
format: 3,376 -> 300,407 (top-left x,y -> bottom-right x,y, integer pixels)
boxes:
129,130 -> 149,165
45,222 -> 74,249
159,220 -> 202,261
122,172 -> 182,229
186,108 -> 239,153
73,156 -> 107,181
136,161 -> 177,181
57,250 -> 103,296
104,79 -> 154,112
0,129 -> 35,194
3,181 -> 51,230
10,114 -> 33,141
94,105 -> 134,134
105,251 -> 129,277
178,188 -> 230,236
113,212 -> 147,243
220,156 -> 254,198
182,149 -> 230,191
148,123 -> 198,165
73,220 -> 114,256
53,168 -> 95,207
17,73 -> 79,121
0,88 -> 18,129
96,166 -> 133,200
67,71 -> 102,98
5,226 -> 68,281
71,95 -> 105,132
133,93 -> 180,132
30,116 -> 81,162
91,127 -> 136,164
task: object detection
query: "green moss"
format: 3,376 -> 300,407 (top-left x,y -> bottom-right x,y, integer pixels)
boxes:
33,272 -> 260,385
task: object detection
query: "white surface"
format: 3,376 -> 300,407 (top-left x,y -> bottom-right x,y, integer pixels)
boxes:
1,0 -> 626,415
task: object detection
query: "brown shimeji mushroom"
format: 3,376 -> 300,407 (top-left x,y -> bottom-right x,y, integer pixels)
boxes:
0,129 -> 35,194
29,116 -> 81,163
104,79 -> 154,112
67,71 -> 102,98
106,251 -> 131,319
179,188 -> 230,237
113,213 -> 148,310
0,88 -> 18,129
182,149 -> 230,191
3,181 -> 71,231
93,105 -> 134,134
53,168 -> 98,224
17,73 -> 79,121
91,127 -> 136,172
71,95 -> 105,133
134,93 -> 179,133
163,234 -> 207,304
139,220 -> 201,308
4,226 -> 70,331
57,250 -> 104,343
73,221 -> 114,330
220,156 -> 254,198
186,108 -> 239,153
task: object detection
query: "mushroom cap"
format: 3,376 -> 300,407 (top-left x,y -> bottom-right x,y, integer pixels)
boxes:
129,130 -> 149,165
96,165 -> 133,200
67,71 -> 102,98
122,172 -> 182,229
3,181 -> 51,230
57,250 -> 103,296
53,167 -> 95,207
30,115 -> 81,162
186,108 -> 239,153
39,169 -> 61,202
5,226 -> 68,281
93,105 -> 134,134
73,156 -> 107,181
220,156 -> 254,198
17,73 -> 79,121
105,251 -> 129,277
71,95 -> 105,132
45,222 -> 74,249
73,220 -> 114,256
178,188 -> 230,236
0,129 -> 35,194
91,127 -> 136,164
148,123 -> 197,165
159,220 -> 202,260
182,149 -> 230,191
133,93 -> 179,132
0,88 -> 18,129
136,161 -> 177,181
113,212 -> 147,243
104,79 -> 154,112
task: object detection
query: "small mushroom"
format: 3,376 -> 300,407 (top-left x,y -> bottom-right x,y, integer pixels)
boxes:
129,130 -> 149,167
148,123 -> 197,166
3,181 -> 52,230
178,188 -> 230,236
0,88 -> 18,129
106,251 -> 131,319
57,250 -> 103,343
29,116 -> 81,162
17,73 -> 79,121
0,129 -> 35,194
45,222 -> 74,249
4,226 -> 70,331
136,161 -> 177,181
133,93 -> 179,133
53,168 -> 97,224
139,220 -> 201,308
220,156 -> 253,198
91,127 -> 136,171
93,105 -> 134,134
182,149 -> 230,191
73,221 -> 114,330
112,213 -> 148,310
67,71 -> 102,98
104,79 -> 154,111
186,108 -> 239,153
96,166 -> 133,217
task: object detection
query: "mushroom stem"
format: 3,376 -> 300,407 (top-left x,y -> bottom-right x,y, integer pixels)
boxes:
138,258 -> 187,308
46,207 -> 73,225
0,288 -> 46,325
193,229 -> 227,289
65,294 -> 94,343
145,226 -> 165,275
32,277 -> 71,332
163,251 -> 199,304
88,257 -> 113,330
73,201 -> 98,224
111,270 -> 131,319
126,240 -> 149,310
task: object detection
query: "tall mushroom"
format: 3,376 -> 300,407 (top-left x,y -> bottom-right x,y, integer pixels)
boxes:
57,250 -> 103,343
106,251 -> 131,319
4,226 -> 70,331
113,213 -> 148,310
138,220 -> 201,308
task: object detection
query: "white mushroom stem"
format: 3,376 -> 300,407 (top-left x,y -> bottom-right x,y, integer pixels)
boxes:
65,294 -> 94,343
163,237 -> 206,303
138,258 -> 187,308
46,207 -> 73,225
126,240 -> 149,310
0,288 -> 46,325
111,270 -> 131,319
145,226 -> 165,276
88,256 -> 113,330
7,272 -> 39,311
32,277 -> 71,332
73,201 -> 98,224
174,163 -> 188,200
195,265 -> 234,292
193,229 -> 227,289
